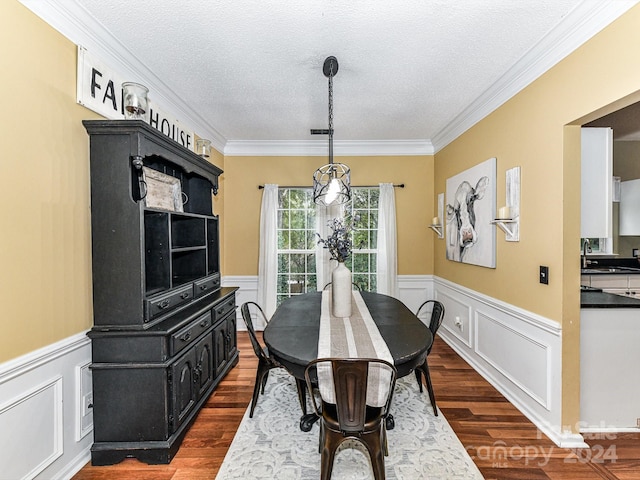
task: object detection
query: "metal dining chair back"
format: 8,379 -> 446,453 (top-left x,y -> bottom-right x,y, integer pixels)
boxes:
413,299 -> 445,415
240,302 -> 280,417
305,357 -> 397,480
241,301 -> 308,418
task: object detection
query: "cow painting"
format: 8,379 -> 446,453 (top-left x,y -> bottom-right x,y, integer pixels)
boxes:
445,158 -> 496,268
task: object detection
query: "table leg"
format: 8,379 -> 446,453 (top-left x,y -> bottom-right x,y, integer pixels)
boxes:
295,378 -> 307,415
300,412 -> 320,432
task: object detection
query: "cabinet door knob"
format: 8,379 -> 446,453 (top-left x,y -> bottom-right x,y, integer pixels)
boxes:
180,292 -> 190,299
200,320 -> 210,327
200,284 -> 208,291
159,300 -> 171,309
181,332 -> 191,342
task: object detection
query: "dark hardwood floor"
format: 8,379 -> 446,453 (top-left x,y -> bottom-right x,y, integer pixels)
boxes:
72,332 -> 640,479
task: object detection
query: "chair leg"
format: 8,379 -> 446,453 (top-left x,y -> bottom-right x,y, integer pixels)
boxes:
320,429 -> 343,480
295,378 -> 308,415
414,368 -> 423,393
421,359 -> 438,416
250,360 -> 270,418
260,370 -> 270,394
362,428 -> 387,480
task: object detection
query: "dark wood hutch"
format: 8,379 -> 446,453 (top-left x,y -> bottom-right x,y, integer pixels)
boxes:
83,120 -> 238,465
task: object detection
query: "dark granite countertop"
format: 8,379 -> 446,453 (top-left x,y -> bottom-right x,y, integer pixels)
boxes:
581,290 -> 640,308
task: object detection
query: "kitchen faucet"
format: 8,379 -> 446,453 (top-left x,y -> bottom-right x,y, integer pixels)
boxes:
582,239 -> 591,269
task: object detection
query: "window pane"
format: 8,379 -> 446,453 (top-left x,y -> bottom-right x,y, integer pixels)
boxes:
277,274 -> 288,294
352,189 -> 368,208
306,253 -> 316,273
289,230 -> 305,249
278,230 -> 289,249
278,210 -> 290,229
290,210 -> 305,229
278,189 -> 290,209
353,230 -> 368,249
290,253 -> 306,273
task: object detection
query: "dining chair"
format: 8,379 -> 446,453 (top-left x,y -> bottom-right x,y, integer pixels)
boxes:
240,301 -> 307,418
305,357 -> 397,480
414,300 -> 445,416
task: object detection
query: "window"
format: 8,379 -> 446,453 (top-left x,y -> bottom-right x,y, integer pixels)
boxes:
276,187 -> 379,306
582,237 -> 611,255
277,189 -> 317,306
346,188 -> 379,292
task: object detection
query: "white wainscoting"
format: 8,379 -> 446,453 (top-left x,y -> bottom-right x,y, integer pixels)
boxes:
0,332 -> 93,479
0,275 -> 585,478
223,275 -> 436,330
434,277 -> 586,448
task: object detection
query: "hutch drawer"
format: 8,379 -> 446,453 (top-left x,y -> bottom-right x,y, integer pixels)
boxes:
146,284 -> 194,321
171,311 -> 212,356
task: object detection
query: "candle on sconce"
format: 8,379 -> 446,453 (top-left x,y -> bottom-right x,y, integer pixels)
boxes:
196,138 -> 212,158
497,206 -> 511,219
432,216 -> 440,225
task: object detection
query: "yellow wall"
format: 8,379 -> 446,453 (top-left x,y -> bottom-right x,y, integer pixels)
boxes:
223,155 -> 434,277
0,0 -> 101,363
0,1 -> 226,364
434,4 -> 640,430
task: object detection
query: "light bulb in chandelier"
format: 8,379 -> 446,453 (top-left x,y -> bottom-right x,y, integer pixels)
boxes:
324,178 -> 341,204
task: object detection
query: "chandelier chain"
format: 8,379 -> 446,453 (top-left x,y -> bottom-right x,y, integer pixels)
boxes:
328,60 -> 334,164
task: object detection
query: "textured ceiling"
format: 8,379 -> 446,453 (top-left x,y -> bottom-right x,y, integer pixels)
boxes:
22,0 -> 639,153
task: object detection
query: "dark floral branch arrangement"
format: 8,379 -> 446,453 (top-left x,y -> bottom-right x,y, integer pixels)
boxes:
317,215 -> 363,263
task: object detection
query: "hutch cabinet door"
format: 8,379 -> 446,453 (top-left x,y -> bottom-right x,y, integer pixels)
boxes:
213,319 -> 229,378
194,333 -> 214,398
171,349 -> 197,433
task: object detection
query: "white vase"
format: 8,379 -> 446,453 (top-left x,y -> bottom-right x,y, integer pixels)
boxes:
331,261 -> 352,317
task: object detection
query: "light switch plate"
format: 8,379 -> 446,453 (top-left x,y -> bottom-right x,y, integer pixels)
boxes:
540,266 -> 549,285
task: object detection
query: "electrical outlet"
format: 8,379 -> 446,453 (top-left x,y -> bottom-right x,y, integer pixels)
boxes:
637,417 -> 640,428
454,316 -> 463,331
82,392 -> 93,417
540,266 -> 549,285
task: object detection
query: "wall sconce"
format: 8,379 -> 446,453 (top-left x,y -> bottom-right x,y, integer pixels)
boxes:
196,138 -> 212,158
429,193 -> 445,238
491,166 -> 520,241
122,82 -> 149,121
429,216 -> 443,237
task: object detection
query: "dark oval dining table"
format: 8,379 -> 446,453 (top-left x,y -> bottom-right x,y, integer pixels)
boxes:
263,291 -> 433,430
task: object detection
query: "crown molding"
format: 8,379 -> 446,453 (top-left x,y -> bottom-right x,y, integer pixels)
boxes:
21,0 -> 638,157
223,139 -> 434,156
20,0 -> 228,154
430,0 -> 639,153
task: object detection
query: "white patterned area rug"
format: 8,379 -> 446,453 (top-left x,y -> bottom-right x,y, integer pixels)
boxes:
216,369 -> 484,480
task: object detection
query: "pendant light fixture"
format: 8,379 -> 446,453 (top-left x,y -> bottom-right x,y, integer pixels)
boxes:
313,56 -> 351,206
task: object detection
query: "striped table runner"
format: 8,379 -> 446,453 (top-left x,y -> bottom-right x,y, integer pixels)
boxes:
317,290 -> 394,407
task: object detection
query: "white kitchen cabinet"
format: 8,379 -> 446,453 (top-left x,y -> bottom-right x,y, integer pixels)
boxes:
581,308 -> 640,429
620,178 -> 640,236
581,127 -> 613,238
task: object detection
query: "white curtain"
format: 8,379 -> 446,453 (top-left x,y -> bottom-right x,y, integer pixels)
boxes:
315,203 -> 342,290
376,183 -> 398,297
257,184 -> 278,319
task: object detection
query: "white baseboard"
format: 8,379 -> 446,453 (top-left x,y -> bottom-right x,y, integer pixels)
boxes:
0,332 -> 93,479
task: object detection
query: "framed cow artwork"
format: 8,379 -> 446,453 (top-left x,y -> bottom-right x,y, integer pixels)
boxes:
445,157 -> 496,268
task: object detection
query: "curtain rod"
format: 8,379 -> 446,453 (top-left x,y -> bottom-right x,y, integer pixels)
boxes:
258,183 -> 405,190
